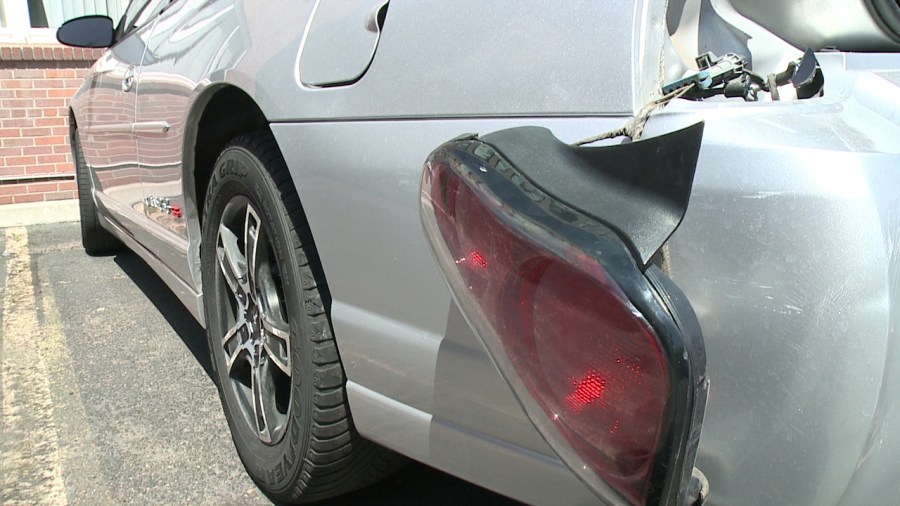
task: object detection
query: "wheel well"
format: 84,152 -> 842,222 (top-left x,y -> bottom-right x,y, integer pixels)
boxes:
69,109 -> 79,145
190,86 -> 269,222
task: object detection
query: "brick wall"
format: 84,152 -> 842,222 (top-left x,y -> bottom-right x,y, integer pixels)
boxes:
0,44 -> 103,205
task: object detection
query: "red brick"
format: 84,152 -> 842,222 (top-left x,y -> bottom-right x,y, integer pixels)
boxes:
34,79 -> 65,89
34,98 -> 66,108
35,136 -> 66,146
1,138 -> 34,147
11,69 -> 43,79
45,69 -> 76,78
0,166 -> 25,177
25,164 -> 55,174
34,117 -> 66,127
22,145 -> 53,156
47,88 -> 74,98
44,190 -> 74,201
0,47 -> 104,204
13,193 -> 44,204
40,154 -> 67,163
15,89 -> 47,98
6,155 -> 36,166
2,79 -> 30,89
26,182 -> 58,193
2,98 -> 35,109
1,118 -> 31,128
0,184 -> 25,196
21,127 -> 50,137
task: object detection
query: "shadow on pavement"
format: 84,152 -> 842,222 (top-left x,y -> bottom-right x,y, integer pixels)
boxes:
114,251 -> 214,382
318,462 -> 521,506
112,251 -> 521,506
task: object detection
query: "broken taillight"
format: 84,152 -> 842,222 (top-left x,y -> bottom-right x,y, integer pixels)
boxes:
420,129 -> 707,505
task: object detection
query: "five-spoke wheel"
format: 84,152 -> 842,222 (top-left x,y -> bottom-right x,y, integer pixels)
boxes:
201,132 -> 403,503
216,199 -> 292,444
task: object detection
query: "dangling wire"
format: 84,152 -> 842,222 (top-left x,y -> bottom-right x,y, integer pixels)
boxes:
572,84 -> 695,146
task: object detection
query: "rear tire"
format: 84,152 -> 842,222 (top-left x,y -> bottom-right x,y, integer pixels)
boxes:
72,128 -> 121,256
201,131 -> 404,503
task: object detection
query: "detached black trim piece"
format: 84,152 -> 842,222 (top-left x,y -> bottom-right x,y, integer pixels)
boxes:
481,122 -> 705,268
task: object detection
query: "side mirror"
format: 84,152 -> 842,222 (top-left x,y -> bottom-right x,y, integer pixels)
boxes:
56,15 -> 115,48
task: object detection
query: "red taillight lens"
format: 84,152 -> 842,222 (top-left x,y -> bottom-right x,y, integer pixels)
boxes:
520,259 -> 668,501
424,155 -> 669,504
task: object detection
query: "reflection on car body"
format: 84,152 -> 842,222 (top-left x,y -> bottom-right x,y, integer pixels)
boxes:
58,0 -> 900,504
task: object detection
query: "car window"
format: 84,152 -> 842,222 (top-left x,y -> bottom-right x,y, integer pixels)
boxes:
117,0 -> 168,39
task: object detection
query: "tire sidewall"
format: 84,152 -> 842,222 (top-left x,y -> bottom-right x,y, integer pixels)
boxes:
72,130 -> 96,228
201,144 -> 311,495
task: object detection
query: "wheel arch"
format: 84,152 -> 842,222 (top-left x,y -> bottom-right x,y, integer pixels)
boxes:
68,108 -> 78,154
181,84 -> 271,303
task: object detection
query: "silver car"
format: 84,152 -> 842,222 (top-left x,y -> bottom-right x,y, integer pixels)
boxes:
56,1 -> 900,504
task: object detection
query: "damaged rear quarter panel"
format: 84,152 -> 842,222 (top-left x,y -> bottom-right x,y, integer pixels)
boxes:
649,55 -> 900,505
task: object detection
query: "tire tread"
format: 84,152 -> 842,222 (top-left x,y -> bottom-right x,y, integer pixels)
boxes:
203,130 -> 404,503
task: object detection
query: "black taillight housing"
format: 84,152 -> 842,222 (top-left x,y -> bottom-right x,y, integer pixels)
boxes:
420,124 -> 708,505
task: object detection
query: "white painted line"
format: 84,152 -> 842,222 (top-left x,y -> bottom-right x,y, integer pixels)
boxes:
36,258 -> 114,503
1,227 -> 67,504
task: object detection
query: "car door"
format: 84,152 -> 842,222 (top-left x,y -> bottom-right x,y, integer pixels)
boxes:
133,0 -> 238,287
79,0 -> 167,234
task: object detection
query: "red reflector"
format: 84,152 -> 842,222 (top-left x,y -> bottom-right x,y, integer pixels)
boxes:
466,250 -> 488,269
425,159 -> 669,504
564,371 -> 606,414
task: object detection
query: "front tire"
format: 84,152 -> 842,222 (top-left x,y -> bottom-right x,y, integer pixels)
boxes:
201,131 -> 402,502
72,128 -> 121,255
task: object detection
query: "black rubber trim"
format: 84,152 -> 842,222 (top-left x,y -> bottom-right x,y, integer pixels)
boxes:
481,122 -> 705,268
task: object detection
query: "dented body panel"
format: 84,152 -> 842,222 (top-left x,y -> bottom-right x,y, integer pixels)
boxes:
68,0 -> 900,504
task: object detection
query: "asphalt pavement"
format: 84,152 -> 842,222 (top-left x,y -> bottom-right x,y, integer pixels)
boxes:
0,214 -> 521,505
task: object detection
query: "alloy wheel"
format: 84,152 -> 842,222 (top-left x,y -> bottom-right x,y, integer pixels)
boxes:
215,197 -> 292,445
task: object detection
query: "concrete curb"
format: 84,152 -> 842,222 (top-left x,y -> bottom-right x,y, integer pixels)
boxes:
0,200 -> 79,228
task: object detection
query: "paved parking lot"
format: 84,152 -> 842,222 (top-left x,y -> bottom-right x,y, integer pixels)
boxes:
0,219 -> 520,505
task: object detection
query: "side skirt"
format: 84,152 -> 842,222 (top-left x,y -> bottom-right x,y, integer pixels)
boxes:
97,212 -> 206,327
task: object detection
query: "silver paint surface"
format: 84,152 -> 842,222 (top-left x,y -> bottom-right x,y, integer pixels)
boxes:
66,0 -> 900,504
298,0 -> 387,87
